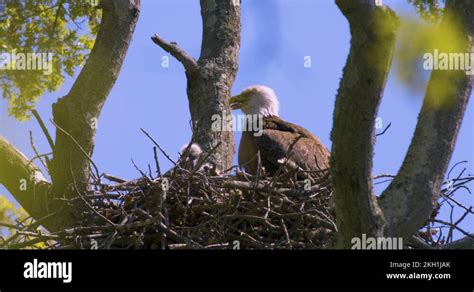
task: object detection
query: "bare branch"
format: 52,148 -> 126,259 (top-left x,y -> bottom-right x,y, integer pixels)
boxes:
140,128 -> 176,165
151,34 -> 198,73
430,219 -> 473,238
376,122 -> 392,137
31,109 -> 55,151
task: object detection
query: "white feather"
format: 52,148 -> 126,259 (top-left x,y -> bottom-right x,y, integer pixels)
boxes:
180,143 -> 203,160
239,85 -> 280,117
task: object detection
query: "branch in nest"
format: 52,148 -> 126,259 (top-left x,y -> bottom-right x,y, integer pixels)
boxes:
223,180 -> 328,197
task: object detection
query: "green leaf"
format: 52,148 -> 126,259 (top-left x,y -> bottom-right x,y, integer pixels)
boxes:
0,0 -> 101,120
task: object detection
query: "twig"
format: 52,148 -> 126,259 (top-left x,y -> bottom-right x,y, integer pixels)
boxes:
31,109 -> 55,151
376,122 -> 392,137
140,128 -> 176,165
102,173 -> 127,183
429,219 -> 473,238
29,131 -> 49,172
153,147 -> 162,177
70,164 -> 117,228
50,118 -> 100,181
447,160 -> 468,179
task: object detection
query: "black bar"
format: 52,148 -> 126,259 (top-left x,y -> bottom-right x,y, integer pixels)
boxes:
0,250 -> 472,290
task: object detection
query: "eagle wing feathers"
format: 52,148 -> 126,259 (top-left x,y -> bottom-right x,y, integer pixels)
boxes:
238,116 -> 330,175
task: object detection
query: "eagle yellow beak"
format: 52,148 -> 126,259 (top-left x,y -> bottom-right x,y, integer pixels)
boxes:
229,93 -> 249,110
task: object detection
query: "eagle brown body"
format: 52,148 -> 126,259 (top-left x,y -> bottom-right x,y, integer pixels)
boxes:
231,85 -> 330,176
238,116 -> 330,176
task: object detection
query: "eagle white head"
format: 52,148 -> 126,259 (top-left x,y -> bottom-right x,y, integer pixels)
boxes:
230,85 -> 280,117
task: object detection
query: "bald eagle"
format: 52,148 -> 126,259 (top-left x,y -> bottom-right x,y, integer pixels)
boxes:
230,85 -> 330,176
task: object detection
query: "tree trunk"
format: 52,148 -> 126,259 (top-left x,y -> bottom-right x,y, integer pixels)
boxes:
153,0 -> 241,173
379,0 -> 474,241
331,0 -> 399,248
50,0 -> 141,225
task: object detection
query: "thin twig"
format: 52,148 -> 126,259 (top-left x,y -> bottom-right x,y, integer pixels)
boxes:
31,109 -> 55,151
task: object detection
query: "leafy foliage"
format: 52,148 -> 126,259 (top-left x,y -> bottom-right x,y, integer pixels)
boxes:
395,14 -> 467,107
0,195 -> 49,248
0,195 -> 26,236
408,0 -> 445,22
0,0 -> 101,121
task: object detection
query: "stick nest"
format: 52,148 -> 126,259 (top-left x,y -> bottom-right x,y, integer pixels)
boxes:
2,133 -> 471,249
65,161 -> 335,249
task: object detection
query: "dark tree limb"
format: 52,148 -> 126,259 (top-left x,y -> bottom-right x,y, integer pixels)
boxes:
152,0 -> 241,173
48,0 -> 141,229
331,0 -> 399,248
379,0 -> 474,240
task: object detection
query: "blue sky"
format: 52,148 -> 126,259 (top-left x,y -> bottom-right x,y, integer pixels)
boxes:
1,0 -> 472,239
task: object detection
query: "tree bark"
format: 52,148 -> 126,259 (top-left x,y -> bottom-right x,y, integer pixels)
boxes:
379,0 -> 474,240
152,0 -> 241,173
0,137 -> 50,222
49,0 -> 141,225
331,0 -> 399,248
